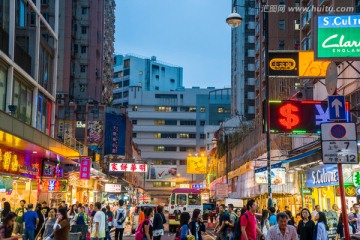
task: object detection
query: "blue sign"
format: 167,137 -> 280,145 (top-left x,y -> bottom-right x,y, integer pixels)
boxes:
328,95 -> 346,121
306,165 -> 338,188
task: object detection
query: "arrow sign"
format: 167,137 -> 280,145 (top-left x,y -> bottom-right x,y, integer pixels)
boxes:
328,95 -> 346,121
331,98 -> 342,117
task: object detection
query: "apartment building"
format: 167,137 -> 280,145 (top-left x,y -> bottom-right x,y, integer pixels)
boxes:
113,54 -> 183,107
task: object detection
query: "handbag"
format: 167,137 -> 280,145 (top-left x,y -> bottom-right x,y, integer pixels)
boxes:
187,228 -> 195,240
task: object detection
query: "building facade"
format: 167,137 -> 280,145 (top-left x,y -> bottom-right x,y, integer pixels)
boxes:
231,0 -> 256,120
113,54 -> 183,107
126,86 -> 230,201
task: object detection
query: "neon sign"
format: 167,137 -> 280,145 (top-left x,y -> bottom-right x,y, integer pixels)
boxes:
269,100 -> 350,134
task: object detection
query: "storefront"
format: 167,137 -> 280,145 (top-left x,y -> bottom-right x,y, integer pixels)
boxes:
0,145 -> 41,209
68,172 -> 98,204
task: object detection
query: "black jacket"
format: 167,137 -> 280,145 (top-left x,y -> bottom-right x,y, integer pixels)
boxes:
153,212 -> 166,230
189,219 -> 206,240
297,219 -> 315,240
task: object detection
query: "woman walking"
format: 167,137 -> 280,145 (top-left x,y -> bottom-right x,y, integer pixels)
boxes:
53,207 -> 70,240
0,212 -> 18,240
1,202 -> 11,222
153,205 -> 166,240
189,209 -> 205,240
297,208 -> 315,240
260,209 -> 270,236
175,212 -> 191,240
143,207 -> 154,240
314,212 -> 328,240
42,208 -> 57,240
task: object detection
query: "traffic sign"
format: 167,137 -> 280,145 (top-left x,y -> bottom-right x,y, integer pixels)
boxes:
328,95 -> 346,121
321,123 -> 358,164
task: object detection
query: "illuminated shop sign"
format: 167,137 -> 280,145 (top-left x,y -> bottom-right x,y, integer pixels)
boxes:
315,14 -> 360,59
255,167 -> 286,185
109,163 -> 148,172
306,165 -> 338,188
269,100 -> 350,134
104,184 -> 121,192
42,179 -> 67,192
0,148 -> 39,178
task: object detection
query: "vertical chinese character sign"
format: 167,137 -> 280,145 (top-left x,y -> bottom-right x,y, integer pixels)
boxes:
80,158 -> 92,180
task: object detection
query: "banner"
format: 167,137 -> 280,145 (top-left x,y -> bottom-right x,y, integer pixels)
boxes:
147,165 -> 177,180
186,157 -> 207,174
255,168 -> 286,185
87,121 -> 103,145
215,183 -> 228,198
80,158 -> 91,180
104,113 -> 126,155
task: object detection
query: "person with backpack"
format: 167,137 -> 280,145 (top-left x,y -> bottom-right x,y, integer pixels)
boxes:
73,206 -> 88,240
227,204 -> 237,240
114,200 -> 126,240
189,209 -> 205,240
240,199 -> 265,240
260,210 -> 270,237
153,205 -> 166,240
142,207 -> 154,240
174,212 -> 192,240
214,204 -> 230,240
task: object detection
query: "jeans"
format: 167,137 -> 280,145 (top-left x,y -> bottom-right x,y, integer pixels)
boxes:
229,231 -> 234,240
106,226 -> 112,240
23,229 -> 35,240
115,228 -> 125,240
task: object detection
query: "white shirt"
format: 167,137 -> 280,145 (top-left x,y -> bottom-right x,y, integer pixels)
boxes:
91,211 -> 106,238
114,208 -> 126,229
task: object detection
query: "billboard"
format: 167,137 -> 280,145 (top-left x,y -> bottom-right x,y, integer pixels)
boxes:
87,121 -> 103,145
147,165 -> 177,180
315,14 -> 360,60
215,183 -> 228,198
104,113 -> 126,156
109,163 -> 148,173
186,156 -> 207,174
255,168 -> 286,185
269,51 -> 330,78
269,100 -> 350,134
105,184 -> 121,192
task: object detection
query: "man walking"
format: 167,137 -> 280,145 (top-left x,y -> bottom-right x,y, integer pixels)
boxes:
349,203 -> 360,233
266,212 -> 297,240
14,200 -> 26,235
114,200 -> 126,240
91,202 -> 106,240
269,207 -> 277,227
23,203 -> 39,240
240,199 -> 265,240
215,204 -> 230,240
228,204 -> 238,240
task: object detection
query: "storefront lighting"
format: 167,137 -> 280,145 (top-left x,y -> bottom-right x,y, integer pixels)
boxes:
32,151 -> 37,154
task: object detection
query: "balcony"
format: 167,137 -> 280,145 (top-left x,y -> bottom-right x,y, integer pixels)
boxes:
133,125 -> 196,133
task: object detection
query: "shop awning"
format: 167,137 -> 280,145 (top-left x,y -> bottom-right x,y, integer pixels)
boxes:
0,111 -> 81,159
255,148 -> 320,173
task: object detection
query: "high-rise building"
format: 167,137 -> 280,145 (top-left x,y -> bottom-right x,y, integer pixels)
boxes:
113,54 -> 183,107
231,0 -> 256,120
126,86 -> 230,201
57,0 -> 104,104
103,0 -> 116,104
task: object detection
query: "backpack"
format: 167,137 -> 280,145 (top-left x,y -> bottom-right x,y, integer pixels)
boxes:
234,213 -> 248,240
116,209 -> 125,225
135,219 -> 149,240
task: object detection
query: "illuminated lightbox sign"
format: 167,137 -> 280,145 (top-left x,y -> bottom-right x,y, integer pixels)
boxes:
255,167 -> 286,185
109,163 -> 148,172
105,184 -> 121,192
269,100 -> 350,134
315,14 -> 360,59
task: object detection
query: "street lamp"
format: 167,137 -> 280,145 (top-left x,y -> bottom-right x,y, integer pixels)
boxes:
226,0 -> 272,208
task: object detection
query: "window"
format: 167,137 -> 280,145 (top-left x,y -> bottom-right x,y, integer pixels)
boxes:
180,107 -> 189,112
179,147 -> 196,152
180,120 -> 196,126
188,194 -> 201,205
176,195 -> 187,205
189,107 -> 196,112
81,26 -> 87,34
218,107 -> 224,113
81,46 -> 86,53
123,91 -> 129,98
155,106 -> 177,112
132,120 -> 137,125
79,84 -> 86,92
155,94 -> 177,99
124,59 -> 130,68
179,133 -> 196,139
200,107 -> 206,113
154,120 -> 177,125
154,146 -> 177,151
154,133 -> 177,139
132,106 -> 138,111
294,19 -> 300,30
200,134 -> 205,139
74,44 -> 78,53
123,80 -> 129,87
279,20 -> 285,30
82,7 -> 88,15
200,121 -> 205,126
170,79 -> 175,83
279,0 -> 285,4
171,194 -> 175,204
0,66 -> 7,111
279,40 -> 285,50
80,65 -> 87,73
154,146 -> 165,151
155,87 -> 159,90
132,133 -> 137,138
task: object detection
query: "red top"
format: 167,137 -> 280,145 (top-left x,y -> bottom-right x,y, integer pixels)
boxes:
241,210 -> 257,240
171,188 -> 201,194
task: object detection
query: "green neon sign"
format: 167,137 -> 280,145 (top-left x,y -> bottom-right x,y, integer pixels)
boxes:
353,172 -> 360,187
316,15 -> 360,59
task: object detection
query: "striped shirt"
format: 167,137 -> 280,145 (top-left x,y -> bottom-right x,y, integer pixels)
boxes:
266,225 -> 298,240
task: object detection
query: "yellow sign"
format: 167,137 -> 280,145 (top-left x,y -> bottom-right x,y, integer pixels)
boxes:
299,51 -> 330,77
228,162 -> 252,179
186,156 -> 207,174
269,58 -> 296,71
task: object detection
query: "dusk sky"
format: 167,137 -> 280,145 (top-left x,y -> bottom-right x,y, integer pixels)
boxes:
115,0 -> 232,89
